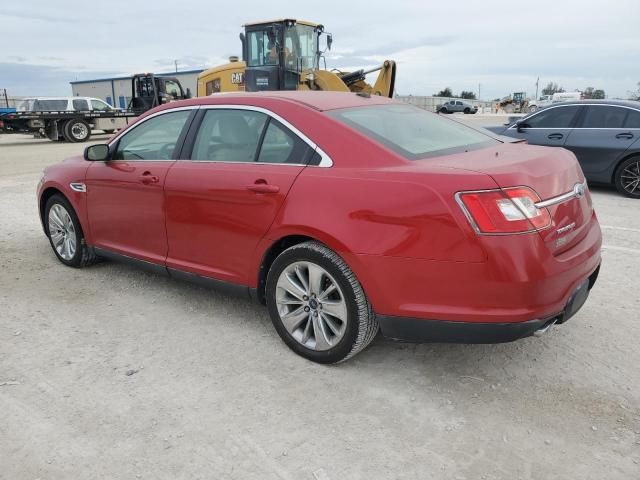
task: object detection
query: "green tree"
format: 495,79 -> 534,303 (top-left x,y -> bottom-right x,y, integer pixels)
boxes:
628,82 -> 640,100
434,87 -> 453,98
459,91 -> 476,99
542,82 -> 565,95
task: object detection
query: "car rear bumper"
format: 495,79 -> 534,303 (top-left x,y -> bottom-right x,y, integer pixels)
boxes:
346,212 -> 602,329
377,265 -> 599,343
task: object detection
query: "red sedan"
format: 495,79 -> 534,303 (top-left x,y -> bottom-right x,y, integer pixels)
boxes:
37,92 -> 602,363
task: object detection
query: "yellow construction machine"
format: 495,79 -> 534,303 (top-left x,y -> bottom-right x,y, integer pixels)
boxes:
197,19 -> 396,97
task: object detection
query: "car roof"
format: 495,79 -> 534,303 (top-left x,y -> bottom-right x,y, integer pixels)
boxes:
175,91 -> 395,112
548,99 -> 640,109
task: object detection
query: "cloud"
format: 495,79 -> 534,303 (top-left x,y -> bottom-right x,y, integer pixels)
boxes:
0,63 -> 119,96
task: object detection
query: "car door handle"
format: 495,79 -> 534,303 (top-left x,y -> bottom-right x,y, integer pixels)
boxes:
246,180 -> 279,194
616,132 -> 634,139
139,172 -> 159,184
547,133 -> 564,140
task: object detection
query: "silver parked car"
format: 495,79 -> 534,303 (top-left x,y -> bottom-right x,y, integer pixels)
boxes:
438,100 -> 478,114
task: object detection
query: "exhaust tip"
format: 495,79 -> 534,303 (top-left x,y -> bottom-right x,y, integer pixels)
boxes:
533,318 -> 558,337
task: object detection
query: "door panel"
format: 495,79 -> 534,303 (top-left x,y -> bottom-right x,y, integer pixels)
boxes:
564,105 -> 637,179
84,109 -> 193,263
85,161 -> 174,263
505,104 -> 582,147
564,130 -> 635,177
164,163 -> 304,284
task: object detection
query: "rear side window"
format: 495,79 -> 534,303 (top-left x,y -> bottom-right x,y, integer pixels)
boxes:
328,104 -> 497,160
257,119 -> 311,164
523,105 -> 580,128
624,109 -> 640,128
581,106 -> 626,128
73,99 -> 89,111
33,99 -> 68,111
191,110 -> 268,162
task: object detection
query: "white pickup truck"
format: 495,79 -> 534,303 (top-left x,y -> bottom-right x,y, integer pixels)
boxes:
528,91 -> 583,112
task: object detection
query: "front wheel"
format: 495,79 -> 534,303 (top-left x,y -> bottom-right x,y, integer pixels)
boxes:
614,157 -> 640,198
528,105 -> 537,113
266,241 -> 378,363
44,194 -> 97,267
463,108 -> 470,114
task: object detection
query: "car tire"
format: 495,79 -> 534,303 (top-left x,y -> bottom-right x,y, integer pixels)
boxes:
266,241 -> 379,364
44,194 -> 98,267
464,108 -> 470,114
614,157 -> 640,198
439,107 -> 447,114
63,119 -> 91,142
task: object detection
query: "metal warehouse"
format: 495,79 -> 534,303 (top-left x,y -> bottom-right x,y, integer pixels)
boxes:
70,69 -> 204,108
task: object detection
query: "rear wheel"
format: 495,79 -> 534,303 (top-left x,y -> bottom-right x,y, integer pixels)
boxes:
614,157 -> 640,198
63,119 -> 91,142
266,241 -> 378,363
44,194 -> 97,267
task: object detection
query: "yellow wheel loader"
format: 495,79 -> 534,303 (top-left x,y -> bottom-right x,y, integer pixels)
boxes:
197,19 -> 396,97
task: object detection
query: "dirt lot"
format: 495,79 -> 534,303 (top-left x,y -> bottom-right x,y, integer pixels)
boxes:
1,130 -> 639,480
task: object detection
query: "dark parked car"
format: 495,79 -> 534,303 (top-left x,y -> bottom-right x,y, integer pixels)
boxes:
487,100 -> 640,198
438,100 -> 478,114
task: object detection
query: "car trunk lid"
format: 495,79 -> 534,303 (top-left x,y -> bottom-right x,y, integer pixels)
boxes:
431,143 -> 593,254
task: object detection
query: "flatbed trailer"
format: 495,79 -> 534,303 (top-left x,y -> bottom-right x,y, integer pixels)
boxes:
0,72 -> 191,142
0,109 -> 138,142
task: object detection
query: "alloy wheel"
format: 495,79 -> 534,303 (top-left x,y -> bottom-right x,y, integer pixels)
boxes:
275,261 -> 348,351
621,160 -> 640,195
48,204 -> 77,260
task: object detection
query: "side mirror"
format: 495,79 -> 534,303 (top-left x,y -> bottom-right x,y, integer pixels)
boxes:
327,34 -> 333,51
515,120 -> 527,132
84,144 -> 110,161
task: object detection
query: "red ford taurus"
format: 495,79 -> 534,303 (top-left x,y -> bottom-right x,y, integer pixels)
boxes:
37,92 -> 602,363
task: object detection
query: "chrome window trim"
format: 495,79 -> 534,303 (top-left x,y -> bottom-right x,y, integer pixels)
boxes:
105,106 -> 198,162
509,103 -> 640,130
198,104 -> 333,167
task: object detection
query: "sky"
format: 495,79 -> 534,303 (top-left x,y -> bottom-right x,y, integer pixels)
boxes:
1,0 -> 639,100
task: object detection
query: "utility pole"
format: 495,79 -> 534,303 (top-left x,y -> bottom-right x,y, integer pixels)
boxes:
478,83 -> 481,100
2,89 -> 8,108
535,77 -> 540,100
174,60 -> 178,73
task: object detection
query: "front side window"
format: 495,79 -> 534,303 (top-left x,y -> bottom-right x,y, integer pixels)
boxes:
113,110 -> 191,160
191,110 -> 268,162
328,104 -> 498,160
522,105 -> 580,128
581,106 -> 626,129
91,99 -> 111,111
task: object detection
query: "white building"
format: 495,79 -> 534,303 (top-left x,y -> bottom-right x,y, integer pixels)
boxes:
70,69 -> 204,108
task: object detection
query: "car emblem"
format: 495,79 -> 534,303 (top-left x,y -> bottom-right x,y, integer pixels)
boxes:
573,183 -> 585,199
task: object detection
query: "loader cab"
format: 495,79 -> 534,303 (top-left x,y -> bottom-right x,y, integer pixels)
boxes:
241,19 -> 325,92
130,74 -> 190,114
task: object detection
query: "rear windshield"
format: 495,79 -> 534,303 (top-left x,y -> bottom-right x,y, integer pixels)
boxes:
328,104 -> 498,160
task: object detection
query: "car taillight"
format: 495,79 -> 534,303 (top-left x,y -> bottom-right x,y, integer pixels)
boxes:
456,187 -> 551,234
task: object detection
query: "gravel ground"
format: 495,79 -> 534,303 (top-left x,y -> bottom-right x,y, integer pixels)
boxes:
1,131 -> 639,480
